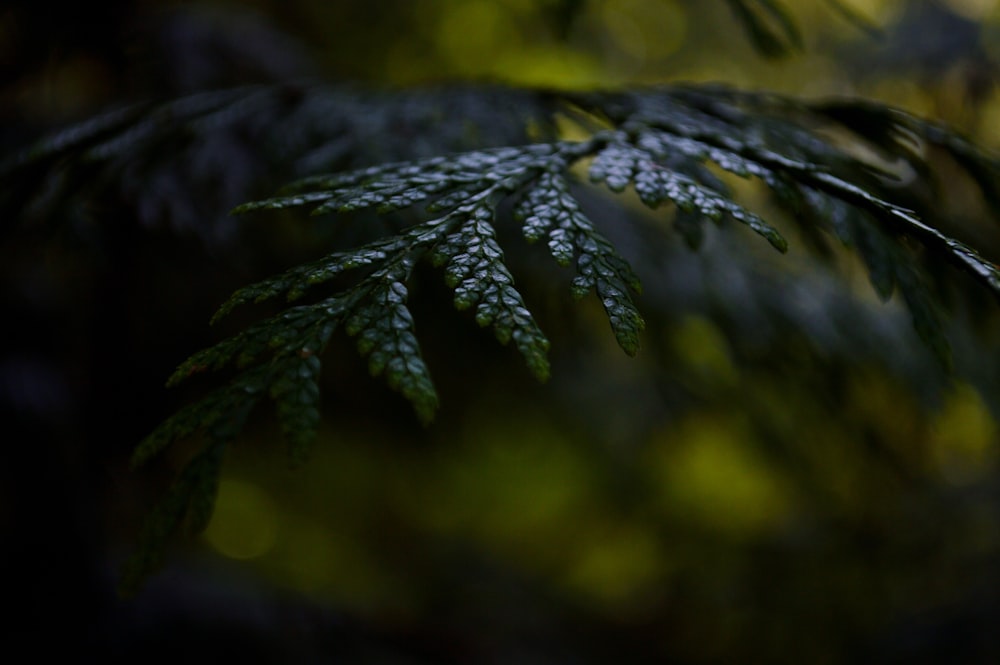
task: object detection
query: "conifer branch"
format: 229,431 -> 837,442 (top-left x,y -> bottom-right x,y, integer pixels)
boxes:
7,79 -> 1000,594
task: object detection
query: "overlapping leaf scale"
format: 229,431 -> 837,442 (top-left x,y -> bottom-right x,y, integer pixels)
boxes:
513,168 -> 574,263
636,129 -> 786,190
615,90 -> 1000,299
629,137 -> 729,248
148,297 -> 341,471
214,214 -> 461,325
232,144 -> 559,217
310,177 -> 457,216
132,367 -> 268,467
636,98 -> 826,212
622,89 -> 833,182
345,269 -> 439,424
232,159 -> 443,215
591,138 -> 788,253
432,204 -> 551,380
514,168 -> 645,356
171,299 -> 346,385
261,303 -> 343,465
270,352 -> 324,466
220,143 -> 567,393
639,125 -> 805,208
587,141 -> 636,193
159,251 -> 447,463
211,244 -> 397,323
164,321 -> 278,385
577,238 -> 647,357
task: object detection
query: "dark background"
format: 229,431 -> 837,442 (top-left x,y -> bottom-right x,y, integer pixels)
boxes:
3,1 -> 1000,663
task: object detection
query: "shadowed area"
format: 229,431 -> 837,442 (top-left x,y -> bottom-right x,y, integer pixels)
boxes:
3,1 -> 1000,663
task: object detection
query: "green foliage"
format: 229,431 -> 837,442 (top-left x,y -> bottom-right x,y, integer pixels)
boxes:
119,439 -> 229,597
7,70 -> 1000,595
0,84 -> 552,237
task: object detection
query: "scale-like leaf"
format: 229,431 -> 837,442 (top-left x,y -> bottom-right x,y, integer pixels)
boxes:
271,353 -> 324,466
592,137 -> 789,253
516,168 -> 645,355
211,245 -> 393,323
433,205 -> 551,380
10,78 -> 999,597
132,372 -> 266,467
232,145 -> 559,217
346,277 -> 439,424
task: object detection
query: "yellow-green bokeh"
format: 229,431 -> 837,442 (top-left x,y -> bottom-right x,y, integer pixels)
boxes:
203,477 -> 279,560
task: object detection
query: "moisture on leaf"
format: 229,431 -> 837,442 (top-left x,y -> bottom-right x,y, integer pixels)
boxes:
345,275 -> 440,424
433,204 -> 552,380
130,82 -> 1000,462
14,76 -> 1000,596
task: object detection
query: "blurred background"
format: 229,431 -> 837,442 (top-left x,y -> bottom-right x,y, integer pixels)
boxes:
3,0 -> 1000,663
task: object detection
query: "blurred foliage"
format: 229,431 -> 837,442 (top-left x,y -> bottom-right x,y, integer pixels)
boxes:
3,1 -> 1000,664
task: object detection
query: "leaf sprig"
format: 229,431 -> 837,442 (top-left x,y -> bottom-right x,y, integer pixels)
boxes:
52,84 -> 994,594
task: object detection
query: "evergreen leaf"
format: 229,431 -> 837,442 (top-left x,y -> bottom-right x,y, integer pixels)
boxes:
234,145 -> 561,217
796,185 -> 953,367
0,103 -> 148,172
270,352 -> 324,466
131,373 -> 265,468
211,245 -> 390,323
176,299 -> 347,384
435,204 -> 551,380
12,75 -> 1000,596
805,170 -> 1000,297
798,186 -> 897,301
814,100 -> 1000,215
515,167 -> 645,355
592,134 -> 789,253
346,273 -> 439,424
118,439 -> 228,599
